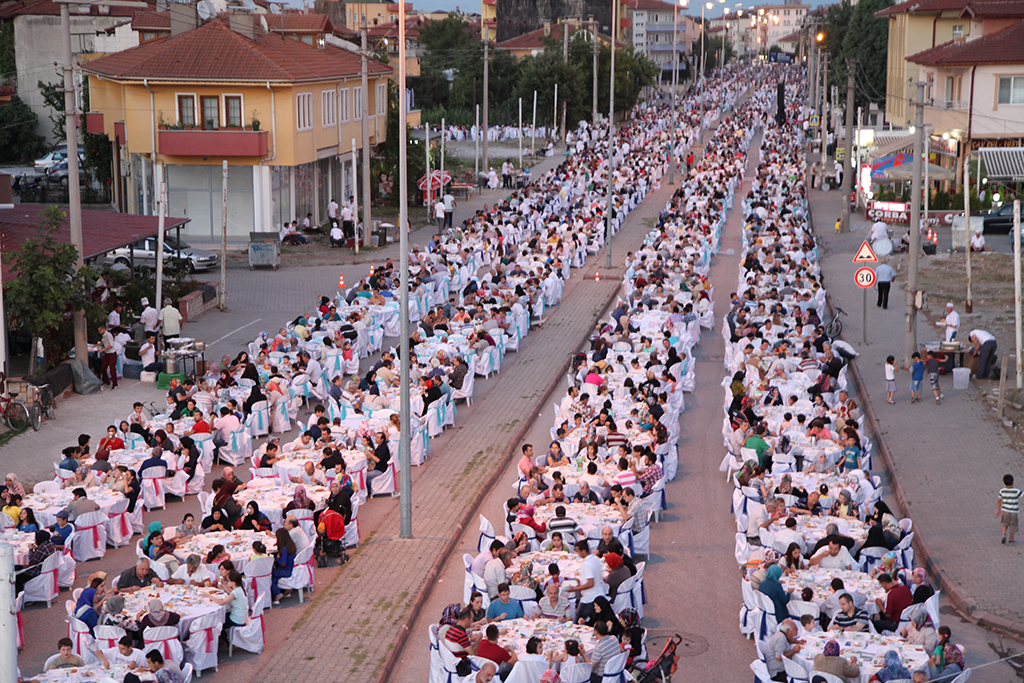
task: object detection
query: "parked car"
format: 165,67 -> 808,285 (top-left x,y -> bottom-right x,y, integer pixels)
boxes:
979,203 -> 1016,234
102,236 -> 219,273
44,159 -> 88,187
34,147 -> 83,172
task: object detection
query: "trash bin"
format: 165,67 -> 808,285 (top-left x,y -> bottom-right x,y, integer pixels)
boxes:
248,231 -> 280,270
378,223 -> 395,244
952,367 -> 970,389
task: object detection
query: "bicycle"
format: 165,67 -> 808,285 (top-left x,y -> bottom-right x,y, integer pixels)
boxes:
823,307 -> 847,340
0,391 -> 31,432
28,383 -> 56,431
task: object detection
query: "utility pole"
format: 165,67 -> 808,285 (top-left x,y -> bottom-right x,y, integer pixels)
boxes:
219,161 -> 227,310
605,0 -> 617,270
398,0 -> 411,540
474,104 -> 480,178
482,38 -> 489,176
553,84 -> 558,140
808,28 -> 816,114
964,159 -> 973,313
561,19 -> 569,146
60,2 -> 87,365
904,81 -> 925,367
820,53 -> 828,175
517,98 -> 523,170
1015,199 -> 1021,389
361,17 -> 371,253
531,90 -> 537,159
592,17 -> 598,123
668,1 -> 677,186
0,544 -> 17,683
840,59 -> 856,232
424,122 -> 431,214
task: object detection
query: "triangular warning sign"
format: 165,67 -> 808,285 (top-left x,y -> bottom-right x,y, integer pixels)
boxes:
853,241 -> 878,264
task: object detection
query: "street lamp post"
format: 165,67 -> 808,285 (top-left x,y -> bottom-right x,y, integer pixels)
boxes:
669,1 -> 679,185
605,0 -> 617,269
398,0 -> 412,539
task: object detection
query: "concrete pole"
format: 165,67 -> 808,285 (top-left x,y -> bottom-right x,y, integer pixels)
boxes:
474,104 -> 480,178
351,137 -> 358,252
518,98 -> 523,170
0,236 -> 6,380
425,122 -> 431,215
592,18 -> 599,124
820,54 -> 828,176
531,90 -> 537,159
482,39 -> 489,176
669,2 -> 677,186
219,161 -> 227,311
553,84 -> 558,139
0,544 -> 17,683
61,3 -> 87,365
440,117 -> 446,202
561,19 -> 569,145
155,178 -> 166,320
398,0 -> 411,539
605,0 -> 617,270
964,159 -> 972,312
1015,199 -> 1021,389
361,18 -> 371,253
904,82 -> 924,367
841,60 -> 855,232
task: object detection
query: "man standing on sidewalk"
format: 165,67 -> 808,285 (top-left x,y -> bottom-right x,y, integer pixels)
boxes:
93,323 -> 118,390
875,259 -> 894,309
939,303 -> 960,341
442,189 -> 456,229
159,298 -> 183,343
969,329 -> 998,379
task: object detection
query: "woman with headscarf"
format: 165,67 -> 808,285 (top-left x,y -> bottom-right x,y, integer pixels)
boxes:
870,551 -> 902,579
63,465 -> 101,490
3,474 -> 26,501
243,384 -> 267,416
812,640 -> 861,683
283,484 -> 315,513
605,552 -> 632,601
910,567 -> 935,604
141,521 -> 164,556
618,608 -> 645,667
829,490 -> 860,519
201,507 -> 230,533
861,517 -> 896,553
509,560 -> 540,599
900,605 -> 938,653
582,596 -> 623,637
270,527 -> 297,604
757,564 -> 792,624
867,500 -> 895,525
136,599 -> 180,643
872,650 -> 912,682
217,369 -> 237,389
99,593 -> 138,635
124,469 -> 142,513
514,504 -> 547,535
235,501 -> 271,532
927,626 -> 965,682
178,437 -> 200,481
881,514 -> 902,548
74,573 -> 108,635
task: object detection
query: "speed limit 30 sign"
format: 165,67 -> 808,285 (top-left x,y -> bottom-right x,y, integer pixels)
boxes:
855,267 -> 876,288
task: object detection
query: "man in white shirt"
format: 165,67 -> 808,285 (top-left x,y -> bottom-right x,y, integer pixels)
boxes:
96,636 -> 147,670
140,333 -> 160,373
969,329 -> 998,379
291,461 -> 327,487
328,198 -> 338,221
158,298 -> 182,340
330,222 -> 344,248
442,191 -> 456,228
212,407 -> 241,447
869,220 -> 888,242
939,302 -> 960,341
773,516 -> 807,556
340,203 -> 354,240
107,303 -> 123,328
810,539 -> 855,570
564,540 -> 607,620
285,516 -> 311,553
472,540 -> 503,578
140,297 -> 159,337
434,199 -> 446,234
483,549 -> 512,600
168,554 -> 213,586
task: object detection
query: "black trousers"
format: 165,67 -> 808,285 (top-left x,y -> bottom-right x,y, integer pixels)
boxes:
876,281 -> 891,308
977,339 -> 997,378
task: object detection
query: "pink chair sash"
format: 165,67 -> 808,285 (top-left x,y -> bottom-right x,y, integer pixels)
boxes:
249,571 -> 269,599
144,476 -> 164,496
201,626 -> 216,653
78,522 -> 102,548
112,511 -> 131,537
147,635 -> 176,659
16,611 -> 24,647
43,566 -> 58,593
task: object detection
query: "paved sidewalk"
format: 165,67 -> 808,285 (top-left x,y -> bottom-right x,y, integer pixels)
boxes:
807,182 -> 1024,637
252,175 -> 676,683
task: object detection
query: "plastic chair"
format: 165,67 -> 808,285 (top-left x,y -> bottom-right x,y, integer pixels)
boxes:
279,546 -> 315,603
246,401 -> 270,437
71,510 -> 108,561
33,481 -> 60,494
219,428 -> 251,467
245,556 -> 273,609
228,592 -> 269,656
559,663 -> 593,683
599,651 -> 628,683
140,465 -> 168,510
94,624 -> 126,651
477,514 -> 496,554
67,615 -> 99,664
184,613 -> 222,676
783,657 -> 809,683
105,498 -> 133,548
144,625 -> 184,666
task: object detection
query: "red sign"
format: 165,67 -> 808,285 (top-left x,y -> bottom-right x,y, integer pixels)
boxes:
855,267 -> 876,289
853,241 -> 878,264
867,200 -> 910,225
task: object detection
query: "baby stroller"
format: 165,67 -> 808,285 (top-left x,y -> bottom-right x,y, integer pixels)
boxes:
633,634 -> 681,683
314,508 -> 349,567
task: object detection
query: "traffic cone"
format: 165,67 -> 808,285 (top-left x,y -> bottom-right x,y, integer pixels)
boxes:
595,270 -> 600,281
338,273 -> 345,288
369,262 -> 375,276
932,230 -> 938,245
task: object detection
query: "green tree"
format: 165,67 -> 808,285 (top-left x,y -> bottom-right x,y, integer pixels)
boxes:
842,0 -> 892,111
0,22 -> 16,84
38,78 -> 109,189
39,78 -> 66,141
821,0 -> 853,102
0,95 -> 46,163
4,206 -> 100,373
376,82 -> 429,208
514,50 -> 586,129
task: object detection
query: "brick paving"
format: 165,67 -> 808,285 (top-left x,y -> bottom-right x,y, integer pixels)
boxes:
807,181 -> 1024,635
252,171 -> 678,683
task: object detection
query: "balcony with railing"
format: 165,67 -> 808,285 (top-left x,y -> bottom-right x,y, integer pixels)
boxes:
922,99 -> 968,134
158,127 -> 270,157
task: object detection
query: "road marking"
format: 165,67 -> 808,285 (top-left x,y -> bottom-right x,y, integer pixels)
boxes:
207,318 -> 262,348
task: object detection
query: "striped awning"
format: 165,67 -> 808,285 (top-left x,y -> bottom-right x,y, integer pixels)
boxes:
980,147 -> 1024,182
869,134 -> 914,161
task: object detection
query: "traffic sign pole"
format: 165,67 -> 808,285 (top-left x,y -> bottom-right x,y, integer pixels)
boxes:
855,266 -> 876,345
863,287 -> 867,345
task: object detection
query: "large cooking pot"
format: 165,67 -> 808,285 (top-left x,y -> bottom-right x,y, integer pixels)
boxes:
163,355 -> 182,374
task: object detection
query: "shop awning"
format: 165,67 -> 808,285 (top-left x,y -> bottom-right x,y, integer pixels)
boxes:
979,147 -> 1024,182
886,161 -> 957,182
871,153 -> 911,180
869,134 -> 914,161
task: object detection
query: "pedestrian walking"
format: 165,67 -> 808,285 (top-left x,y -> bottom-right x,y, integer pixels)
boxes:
434,198 -> 446,234
884,355 -> 898,404
93,323 -> 118,390
875,260 -> 894,309
925,350 -> 943,404
998,474 -> 1021,544
909,352 -> 924,403
442,190 -> 456,229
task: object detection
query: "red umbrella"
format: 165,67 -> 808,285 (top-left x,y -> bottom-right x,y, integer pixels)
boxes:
417,170 -> 452,190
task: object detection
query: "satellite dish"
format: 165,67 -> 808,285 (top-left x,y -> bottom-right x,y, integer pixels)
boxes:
873,238 -> 894,256
197,0 -> 215,21
269,2 -> 282,13
259,14 -> 269,32
239,0 -> 258,11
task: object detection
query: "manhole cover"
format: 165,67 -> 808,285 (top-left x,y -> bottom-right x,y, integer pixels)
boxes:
672,632 -> 710,657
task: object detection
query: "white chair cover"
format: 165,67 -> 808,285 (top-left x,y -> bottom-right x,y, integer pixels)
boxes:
278,546 -> 315,602
185,613 -> 222,675
228,592 -> 269,655
140,465 -> 168,509
144,625 -> 184,666
71,510 -> 108,562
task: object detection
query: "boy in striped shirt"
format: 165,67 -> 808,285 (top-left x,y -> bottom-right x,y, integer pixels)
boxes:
998,474 -> 1021,544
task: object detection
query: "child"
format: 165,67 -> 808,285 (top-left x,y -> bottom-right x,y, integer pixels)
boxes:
925,350 -> 943,404
884,355 -> 899,404
799,613 -> 821,635
998,474 -> 1022,544
544,563 -> 564,590
909,352 -> 924,403
841,434 -> 861,472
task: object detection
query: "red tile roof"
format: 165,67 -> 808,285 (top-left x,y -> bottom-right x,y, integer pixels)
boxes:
131,9 -> 170,32
960,0 -> 1024,18
0,205 -> 188,281
80,17 -> 391,82
876,0 -> 971,18
129,11 -> 335,34
624,0 -> 679,11
907,18 -> 1024,64
366,15 -> 427,39
0,0 -> 148,19
496,23 -> 623,51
